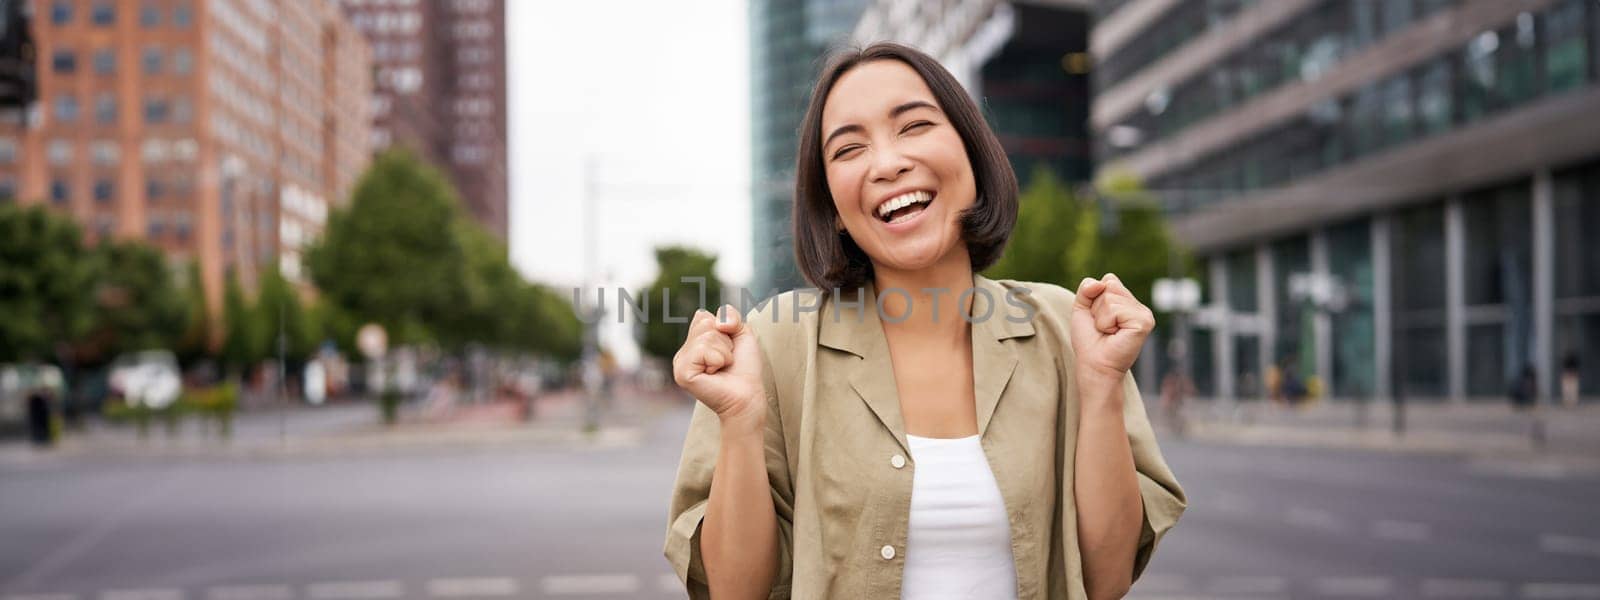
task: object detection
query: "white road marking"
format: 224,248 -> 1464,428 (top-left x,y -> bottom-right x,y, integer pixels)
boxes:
1286,507 -> 1342,532
1421,578 -> 1508,598
1207,575 -> 1287,594
425,578 -> 518,597
6,594 -> 79,600
304,581 -> 402,600
1520,583 -> 1600,599
205,585 -> 293,600
540,574 -> 639,595
1372,519 -> 1432,542
100,590 -> 183,600
1540,534 -> 1600,558
1314,576 -> 1392,597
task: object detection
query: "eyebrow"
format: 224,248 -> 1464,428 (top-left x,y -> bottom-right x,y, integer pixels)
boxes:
822,100 -> 941,150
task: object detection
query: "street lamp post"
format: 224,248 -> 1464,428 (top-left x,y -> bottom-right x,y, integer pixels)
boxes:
1153,277 -> 1201,434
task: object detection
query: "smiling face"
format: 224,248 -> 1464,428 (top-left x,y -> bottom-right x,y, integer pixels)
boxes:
819,59 -> 978,279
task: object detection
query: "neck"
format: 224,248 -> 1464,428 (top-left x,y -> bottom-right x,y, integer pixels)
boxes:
871,252 -> 975,345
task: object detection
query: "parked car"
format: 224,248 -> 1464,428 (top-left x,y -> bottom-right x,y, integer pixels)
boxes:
107,351 -> 182,410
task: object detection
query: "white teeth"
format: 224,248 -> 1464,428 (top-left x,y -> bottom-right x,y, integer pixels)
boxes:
876,190 -> 932,218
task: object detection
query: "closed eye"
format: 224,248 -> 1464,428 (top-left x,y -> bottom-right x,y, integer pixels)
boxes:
831,144 -> 863,160
901,121 -> 934,134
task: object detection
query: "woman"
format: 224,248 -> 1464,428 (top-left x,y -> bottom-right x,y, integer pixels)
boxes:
665,42 -> 1185,599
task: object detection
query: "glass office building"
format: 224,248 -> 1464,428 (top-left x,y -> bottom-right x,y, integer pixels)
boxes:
1095,0 -> 1600,403
749,0 -> 868,295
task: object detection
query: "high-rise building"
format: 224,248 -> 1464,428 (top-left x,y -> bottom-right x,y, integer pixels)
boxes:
0,0 -> 373,314
749,0 -> 869,295
339,0 -> 508,241
854,0 -> 1094,185
1094,0 -> 1600,403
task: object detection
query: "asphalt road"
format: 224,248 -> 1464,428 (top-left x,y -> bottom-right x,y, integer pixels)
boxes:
2,403 -> 1598,600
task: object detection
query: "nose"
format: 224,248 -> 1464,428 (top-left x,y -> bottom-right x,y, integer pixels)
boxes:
867,144 -> 914,183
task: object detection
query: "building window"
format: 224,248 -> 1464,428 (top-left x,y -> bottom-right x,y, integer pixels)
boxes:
47,140 -> 74,165
144,97 -> 170,124
175,211 -> 192,240
172,97 -> 192,123
51,1 -> 72,25
51,180 -> 70,204
141,4 -> 161,27
91,1 -> 115,25
93,48 -> 116,74
1543,0 -> 1590,94
95,93 -> 116,124
147,178 -> 165,200
90,140 -> 119,165
94,179 -> 115,203
142,46 -> 163,75
52,49 -> 77,74
54,94 -> 79,122
0,178 -> 15,202
0,137 -> 15,163
172,48 -> 193,75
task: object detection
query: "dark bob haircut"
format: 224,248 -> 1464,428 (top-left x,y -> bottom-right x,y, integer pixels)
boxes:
792,42 -> 1019,291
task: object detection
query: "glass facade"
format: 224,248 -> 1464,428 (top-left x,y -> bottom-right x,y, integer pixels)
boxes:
980,4 -> 1092,186
1392,202 -> 1447,398
749,0 -> 867,295
1224,248 -> 1256,312
1104,0 -> 1461,161
1096,0 -> 1257,93
1272,236 -> 1311,372
1462,180 -> 1534,398
1553,159 -> 1600,398
1149,0 -> 1597,215
1112,1 -> 1599,403
1327,220 -> 1375,397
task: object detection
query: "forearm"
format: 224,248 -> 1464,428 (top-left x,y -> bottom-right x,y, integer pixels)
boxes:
702,421 -> 779,599
1074,375 -> 1143,600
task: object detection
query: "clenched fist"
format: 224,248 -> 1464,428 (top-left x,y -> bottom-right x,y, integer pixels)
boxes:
672,305 -> 766,431
1069,273 -> 1157,385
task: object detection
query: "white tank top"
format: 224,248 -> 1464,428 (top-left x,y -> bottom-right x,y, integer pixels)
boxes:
901,433 -> 1019,600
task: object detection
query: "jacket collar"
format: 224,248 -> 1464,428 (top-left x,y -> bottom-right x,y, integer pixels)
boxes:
820,274 -> 1036,453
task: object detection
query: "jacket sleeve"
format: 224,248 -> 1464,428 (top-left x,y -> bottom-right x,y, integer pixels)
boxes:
663,339 -> 796,599
1028,278 -> 1186,585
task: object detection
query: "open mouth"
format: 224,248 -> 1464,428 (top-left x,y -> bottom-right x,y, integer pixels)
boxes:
875,190 -> 935,225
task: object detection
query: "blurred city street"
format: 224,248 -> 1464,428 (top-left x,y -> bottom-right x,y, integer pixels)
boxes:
3,393 -> 1599,600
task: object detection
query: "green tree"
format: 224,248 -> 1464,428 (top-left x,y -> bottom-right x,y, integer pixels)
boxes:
524,283 -> 582,363
79,240 -> 188,362
0,205 -> 96,362
174,260 -> 212,368
986,165 -> 1183,308
637,246 -> 724,361
986,167 -> 1092,286
304,149 -> 467,346
255,266 -> 315,367
219,273 -> 261,376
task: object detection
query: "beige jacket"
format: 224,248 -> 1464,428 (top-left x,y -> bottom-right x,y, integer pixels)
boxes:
664,275 -> 1186,599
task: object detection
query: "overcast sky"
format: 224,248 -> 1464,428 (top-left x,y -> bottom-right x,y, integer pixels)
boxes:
505,0 -> 753,291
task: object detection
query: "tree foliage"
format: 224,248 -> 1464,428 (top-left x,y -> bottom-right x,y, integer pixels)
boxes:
0,205 -> 97,362
985,165 -> 1184,310
637,246 -> 724,361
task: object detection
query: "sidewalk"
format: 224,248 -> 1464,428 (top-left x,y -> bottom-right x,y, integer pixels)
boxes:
0,385 -> 682,465
1175,398 -> 1600,470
